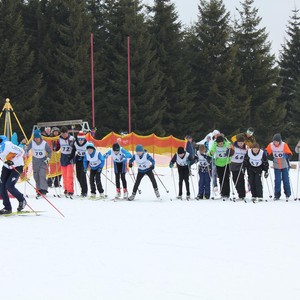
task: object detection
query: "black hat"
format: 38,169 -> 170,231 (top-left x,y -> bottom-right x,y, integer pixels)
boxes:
216,135 -> 224,143
112,143 -> 120,151
236,134 -> 245,142
61,126 -> 68,133
177,147 -> 185,154
273,133 -> 282,143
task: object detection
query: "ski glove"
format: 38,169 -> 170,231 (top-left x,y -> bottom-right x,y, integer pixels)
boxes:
84,168 -> 87,173
169,162 -> 174,168
264,172 -> 269,179
150,165 -> 155,170
43,157 -> 50,164
97,167 -> 102,173
129,162 -> 133,168
5,160 -> 14,166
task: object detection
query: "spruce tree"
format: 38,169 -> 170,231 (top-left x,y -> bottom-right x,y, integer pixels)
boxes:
147,0 -> 196,138
0,0 -> 42,134
233,0 -> 284,143
96,0 -> 166,136
278,8 -> 300,145
186,0 -> 249,137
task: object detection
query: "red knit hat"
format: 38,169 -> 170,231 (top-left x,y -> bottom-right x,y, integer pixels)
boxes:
77,131 -> 86,139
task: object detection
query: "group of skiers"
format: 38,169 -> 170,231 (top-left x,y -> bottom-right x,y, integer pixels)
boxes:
0,126 -> 297,214
170,128 -> 295,202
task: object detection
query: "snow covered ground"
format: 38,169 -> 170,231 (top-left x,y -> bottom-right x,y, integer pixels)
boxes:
1,164 -> 300,300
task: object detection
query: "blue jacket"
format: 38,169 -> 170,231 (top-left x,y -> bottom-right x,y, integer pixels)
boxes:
83,150 -> 105,170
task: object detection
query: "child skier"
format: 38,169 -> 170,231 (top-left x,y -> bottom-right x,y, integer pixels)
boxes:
169,146 -> 193,200
265,133 -> 292,200
230,134 -> 247,201
244,143 -> 269,202
70,131 -> 88,198
83,142 -> 105,199
26,129 -> 52,197
104,142 -> 132,199
195,144 -> 211,200
209,135 -> 232,200
128,144 -> 160,201
0,135 -> 27,214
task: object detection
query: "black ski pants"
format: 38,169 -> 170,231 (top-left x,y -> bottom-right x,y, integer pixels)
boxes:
76,161 -> 88,195
115,162 -> 127,189
90,169 -> 104,194
132,169 -> 157,194
232,170 -> 246,198
178,166 -> 190,196
216,165 -> 230,197
247,168 -> 263,198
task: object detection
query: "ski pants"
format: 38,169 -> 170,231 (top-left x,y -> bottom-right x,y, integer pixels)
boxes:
61,164 -> 74,194
76,161 -> 88,195
90,169 -> 104,194
33,159 -> 48,192
115,162 -> 127,189
247,169 -> 263,198
178,166 -> 190,196
274,168 -> 291,198
198,171 -> 210,198
132,169 -> 157,194
1,166 -> 26,211
231,169 -> 246,198
216,165 -> 230,197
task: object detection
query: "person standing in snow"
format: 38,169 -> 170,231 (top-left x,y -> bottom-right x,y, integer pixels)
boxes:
244,143 -> 269,202
209,134 -> 232,200
104,142 -> 132,199
128,144 -> 160,201
83,142 -> 105,199
26,129 -> 52,197
169,146 -> 193,200
265,133 -> 292,200
231,127 -> 256,148
57,126 -> 75,197
0,135 -> 27,214
70,131 -> 88,198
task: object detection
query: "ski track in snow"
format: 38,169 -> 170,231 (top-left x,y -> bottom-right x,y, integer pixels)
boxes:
1,165 -> 300,300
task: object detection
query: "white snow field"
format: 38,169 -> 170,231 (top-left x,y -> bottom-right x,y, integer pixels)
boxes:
1,164 -> 300,300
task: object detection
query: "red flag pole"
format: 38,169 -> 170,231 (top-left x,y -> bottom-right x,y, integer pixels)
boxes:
91,33 -> 95,129
127,36 -> 131,133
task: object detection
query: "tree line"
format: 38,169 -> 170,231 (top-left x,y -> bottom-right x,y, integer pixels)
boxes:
0,0 -> 299,148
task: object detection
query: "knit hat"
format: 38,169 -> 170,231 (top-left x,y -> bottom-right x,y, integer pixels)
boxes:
216,135 -> 224,143
61,126 -> 68,133
236,134 -> 245,142
273,133 -> 282,143
135,144 -> 144,152
212,130 -> 220,137
86,142 -> 95,150
77,131 -> 86,139
52,127 -> 60,133
0,135 -> 7,146
177,146 -> 185,154
113,143 -> 120,151
34,129 -> 42,139
246,127 -> 254,136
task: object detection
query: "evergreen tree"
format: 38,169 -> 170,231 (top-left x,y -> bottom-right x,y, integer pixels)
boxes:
96,0 -> 166,135
233,0 -> 284,143
147,0 -> 196,137
278,8 -> 300,145
186,0 -> 249,137
0,0 -> 42,134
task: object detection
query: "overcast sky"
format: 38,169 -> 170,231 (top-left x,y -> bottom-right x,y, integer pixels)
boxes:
143,0 -> 299,58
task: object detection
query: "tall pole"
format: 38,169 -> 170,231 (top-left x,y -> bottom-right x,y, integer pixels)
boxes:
127,36 -> 131,133
90,33 -> 95,129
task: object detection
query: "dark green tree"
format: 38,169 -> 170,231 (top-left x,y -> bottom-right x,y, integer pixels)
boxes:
186,0 -> 249,138
0,0 -> 42,134
278,8 -> 300,145
147,0 -> 196,137
233,0 -> 284,143
95,0 -> 166,135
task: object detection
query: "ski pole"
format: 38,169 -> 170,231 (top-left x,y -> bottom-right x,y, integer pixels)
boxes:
188,166 -> 196,199
296,152 -> 300,200
11,165 -> 65,218
102,172 -> 116,186
170,168 -> 177,199
153,169 -> 169,193
130,168 -> 141,194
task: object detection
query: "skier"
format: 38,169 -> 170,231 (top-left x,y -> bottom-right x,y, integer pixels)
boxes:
244,143 -> 269,202
231,127 -> 256,148
83,142 -> 105,199
169,146 -> 193,200
57,126 -> 75,197
104,142 -> 132,199
208,134 -> 232,200
70,131 -> 88,198
195,144 -> 211,200
185,135 -> 195,164
266,133 -> 292,200
230,134 -> 247,200
26,129 -> 52,197
128,144 -> 160,201
0,135 -> 27,214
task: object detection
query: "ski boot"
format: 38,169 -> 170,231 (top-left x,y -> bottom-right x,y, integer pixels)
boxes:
17,199 -> 27,212
128,192 -> 136,201
123,188 -> 128,199
115,188 -> 121,199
